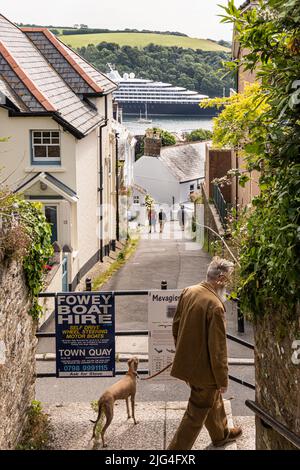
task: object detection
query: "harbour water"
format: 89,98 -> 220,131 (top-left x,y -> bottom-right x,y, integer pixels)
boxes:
123,115 -> 214,135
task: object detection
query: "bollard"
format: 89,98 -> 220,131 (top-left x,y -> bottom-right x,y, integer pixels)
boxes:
237,299 -> 245,334
85,278 -> 92,292
161,280 -> 168,290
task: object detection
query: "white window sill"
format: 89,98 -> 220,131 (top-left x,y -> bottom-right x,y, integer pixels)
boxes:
25,167 -> 66,173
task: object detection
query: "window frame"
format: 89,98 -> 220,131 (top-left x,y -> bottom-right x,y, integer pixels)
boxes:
31,130 -> 61,165
43,203 -> 59,245
133,195 -> 140,204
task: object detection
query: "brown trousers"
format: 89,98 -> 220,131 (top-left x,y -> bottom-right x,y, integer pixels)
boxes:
167,386 -> 229,450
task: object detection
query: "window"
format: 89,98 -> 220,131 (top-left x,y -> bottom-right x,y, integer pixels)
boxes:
31,130 -> 61,164
133,195 -> 140,204
190,184 -> 195,193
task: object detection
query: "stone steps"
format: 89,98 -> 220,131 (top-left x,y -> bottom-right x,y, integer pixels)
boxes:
45,401 -> 256,450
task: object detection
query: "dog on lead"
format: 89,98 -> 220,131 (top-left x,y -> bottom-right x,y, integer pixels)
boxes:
91,356 -> 139,448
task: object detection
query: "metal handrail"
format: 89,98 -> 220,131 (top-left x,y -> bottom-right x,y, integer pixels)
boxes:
36,290 -> 255,388
37,291 -> 255,349
36,329 -> 254,350
246,400 -> 300,449
36,370 -> 255,390
226,333 -> 254,350
213,184 -> 229,227
38,290 -> 149,298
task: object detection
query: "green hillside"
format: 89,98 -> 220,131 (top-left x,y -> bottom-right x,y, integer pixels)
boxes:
60,32 -> 230,51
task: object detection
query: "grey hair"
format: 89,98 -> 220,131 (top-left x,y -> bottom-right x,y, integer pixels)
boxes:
207,256 -> 234,282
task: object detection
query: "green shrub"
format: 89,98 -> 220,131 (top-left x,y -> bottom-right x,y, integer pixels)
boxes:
16,401 -> 52,450
186,128 -> 213,142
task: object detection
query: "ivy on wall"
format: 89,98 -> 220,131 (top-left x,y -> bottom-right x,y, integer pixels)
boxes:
0,189 -> 53,320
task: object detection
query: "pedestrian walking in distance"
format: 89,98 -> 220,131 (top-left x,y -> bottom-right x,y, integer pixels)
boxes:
158,208 -> 167,233
148,208 -> 157,233
177,204 -> 187,231
167,257 -> 242,450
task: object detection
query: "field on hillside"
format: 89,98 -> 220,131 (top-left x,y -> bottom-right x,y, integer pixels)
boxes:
60,32 -> 230,51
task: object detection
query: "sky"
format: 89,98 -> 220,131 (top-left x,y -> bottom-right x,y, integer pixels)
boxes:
0,0 -> 245,41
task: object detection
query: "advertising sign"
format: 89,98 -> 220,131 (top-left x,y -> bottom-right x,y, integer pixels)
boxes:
55,292 -> 115,378
148,290 -> 182,380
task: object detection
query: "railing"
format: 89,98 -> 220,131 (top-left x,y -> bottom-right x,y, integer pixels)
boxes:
246,400 -> 300,449
213,184 -> 229,228
36,285 -> 255,389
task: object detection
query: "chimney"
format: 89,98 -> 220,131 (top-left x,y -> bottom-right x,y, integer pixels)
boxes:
144,129 -> 162,157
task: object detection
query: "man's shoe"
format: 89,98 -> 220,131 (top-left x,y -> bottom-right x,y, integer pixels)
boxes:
213,427 -> 243,447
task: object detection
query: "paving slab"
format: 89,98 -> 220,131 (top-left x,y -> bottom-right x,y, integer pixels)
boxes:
46,401 -> 164,451
165,400 -> 237,451
45,399 -> 248,451
234,416 -> 256,450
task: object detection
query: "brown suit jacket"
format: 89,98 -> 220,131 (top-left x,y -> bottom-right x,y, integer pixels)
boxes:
170,282 -> 228,389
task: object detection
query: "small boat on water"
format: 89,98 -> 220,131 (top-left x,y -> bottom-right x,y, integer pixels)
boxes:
137,103 -> 152,123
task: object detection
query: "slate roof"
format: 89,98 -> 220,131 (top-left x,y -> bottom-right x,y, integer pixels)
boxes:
0,14 -> 116,137
22,28 -> 116,95
159,142 -> 206,183
0,75 -> 28,111
132,183 -> 147,195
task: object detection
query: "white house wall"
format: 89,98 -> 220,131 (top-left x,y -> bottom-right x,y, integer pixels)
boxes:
180,180 -> 200,204
0,94 -> 118,288
0,108 -> 77,191
96,95 -> 117,247
75,128 -> 99,272
134,156 -> 180,205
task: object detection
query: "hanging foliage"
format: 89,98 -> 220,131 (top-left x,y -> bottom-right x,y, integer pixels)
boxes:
0,188 -> 53,320
208,0 -> 300,322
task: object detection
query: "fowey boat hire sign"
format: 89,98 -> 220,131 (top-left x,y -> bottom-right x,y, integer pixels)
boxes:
55,292 -> 115,378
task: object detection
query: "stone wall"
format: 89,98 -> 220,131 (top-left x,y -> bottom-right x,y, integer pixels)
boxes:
0,259 -> 37,449
255,312 -> 300,450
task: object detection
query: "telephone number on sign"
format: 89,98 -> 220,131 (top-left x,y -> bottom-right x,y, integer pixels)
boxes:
63,365 -> 109,372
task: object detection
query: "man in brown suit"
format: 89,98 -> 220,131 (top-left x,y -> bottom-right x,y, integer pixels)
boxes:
167,257 -> 242,450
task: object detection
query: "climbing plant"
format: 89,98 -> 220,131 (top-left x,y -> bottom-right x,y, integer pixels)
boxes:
207,0 -> 300,322
0,189 -> 53,320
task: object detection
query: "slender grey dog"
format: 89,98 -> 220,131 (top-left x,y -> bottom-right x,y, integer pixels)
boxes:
91,356 -> 139,447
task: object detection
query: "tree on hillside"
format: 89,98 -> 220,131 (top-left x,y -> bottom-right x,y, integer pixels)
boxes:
77,44 -> 234,97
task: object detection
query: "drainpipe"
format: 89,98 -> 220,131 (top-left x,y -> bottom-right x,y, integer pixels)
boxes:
99,95 -> 108,262
115,132 -> 120,242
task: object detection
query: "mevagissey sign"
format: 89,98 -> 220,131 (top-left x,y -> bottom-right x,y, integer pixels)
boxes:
148,290 -> 182,380
55,292 -> 115,378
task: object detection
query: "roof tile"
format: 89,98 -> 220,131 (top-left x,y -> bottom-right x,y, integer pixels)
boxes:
0,14 -> 106,136
23,29 -> 117,95
159,142 -> 206,183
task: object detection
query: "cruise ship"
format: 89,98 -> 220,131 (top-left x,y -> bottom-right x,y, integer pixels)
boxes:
108,68 -> 215,117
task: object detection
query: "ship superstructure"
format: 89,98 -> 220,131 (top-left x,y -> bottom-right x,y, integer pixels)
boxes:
108,68 -> 213,116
